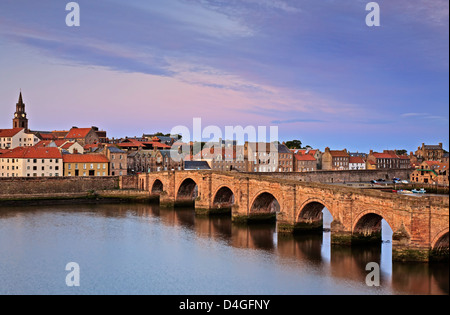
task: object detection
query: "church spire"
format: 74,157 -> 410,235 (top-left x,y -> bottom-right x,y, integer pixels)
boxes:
13,91 -> 28,130
18,91 -> 23,105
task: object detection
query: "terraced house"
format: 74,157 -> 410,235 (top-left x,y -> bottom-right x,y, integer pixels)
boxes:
0,147 -> 62,177
63,154 -> 109,177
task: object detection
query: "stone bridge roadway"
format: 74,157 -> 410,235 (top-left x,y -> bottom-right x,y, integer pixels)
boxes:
129,171 -> 449,262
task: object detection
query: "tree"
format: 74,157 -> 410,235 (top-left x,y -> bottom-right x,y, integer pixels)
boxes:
396,149 -> 408,155
285,140 -> 302,149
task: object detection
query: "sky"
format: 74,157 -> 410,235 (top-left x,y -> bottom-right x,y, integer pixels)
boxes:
0,0 -> 448,152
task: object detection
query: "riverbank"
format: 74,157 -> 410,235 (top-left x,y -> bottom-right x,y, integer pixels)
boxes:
0,190 -> 158,207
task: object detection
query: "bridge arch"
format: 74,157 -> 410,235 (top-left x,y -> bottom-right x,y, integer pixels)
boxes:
176,177 -> 199,201
213,186 -> 235,209
432,228 -> 449,251
352,209 -> 393,234
250,191 -> 280,215
151,179 -> 164,195
297,198 -> 333,223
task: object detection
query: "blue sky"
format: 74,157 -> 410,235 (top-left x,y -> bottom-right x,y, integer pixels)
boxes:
0,0 -> 448,152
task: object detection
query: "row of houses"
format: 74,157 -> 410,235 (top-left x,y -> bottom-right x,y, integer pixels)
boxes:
0,144 -> 127,178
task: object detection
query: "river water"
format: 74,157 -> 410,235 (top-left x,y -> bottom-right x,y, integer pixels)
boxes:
0,203 -> 447,295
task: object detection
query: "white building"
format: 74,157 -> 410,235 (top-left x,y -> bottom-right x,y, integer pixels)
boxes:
349,156 -> 366,170
0,147 -> 63,177
0,128 -> 40,149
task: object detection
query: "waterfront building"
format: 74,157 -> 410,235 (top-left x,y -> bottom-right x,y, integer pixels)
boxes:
63,154 -> 109,177
0,147 -> 63,177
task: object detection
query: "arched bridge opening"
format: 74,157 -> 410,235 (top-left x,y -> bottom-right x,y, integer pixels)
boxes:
212,187 -> 235,215
249,192 -> 280,223
176,178 -> 198,207
151,180 -> 164,195
431,232 -> 449,262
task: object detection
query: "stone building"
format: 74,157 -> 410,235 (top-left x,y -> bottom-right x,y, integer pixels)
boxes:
65,127 -> 101,146
367,150 -> 411,169
63,154 -> 109,177
294,153 -> 317,172
322,148 -> 350,170
410,161 -> 449,186
415,143 -> 445,162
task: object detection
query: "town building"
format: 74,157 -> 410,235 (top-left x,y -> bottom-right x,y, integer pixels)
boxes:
349,156 -> 366,170
35,140 -> 84,154
12,92 -> 29,130
0,128 -> 40,149
322,148 -> 350,170
127,149 -> 184,174
0,147 -> 63,177
244,142 -> 278,172
291,148 -> 322,170
193,145 -> 246,172
63,154 -> 109,177
64,127 -> 101,146
415,143 -> 445,162
98,146 -> 128,176
410,161 -> 449,186
367,150 -> 411,169
294,153 -> 317,172
278,144 -> 294,172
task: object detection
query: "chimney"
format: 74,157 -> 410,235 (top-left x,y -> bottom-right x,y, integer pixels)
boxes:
370,150 -> 374,155
325,147 -> 330,153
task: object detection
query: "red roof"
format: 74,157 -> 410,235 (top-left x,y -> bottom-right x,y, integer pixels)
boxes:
63,154 -> 109,163
39,133 -> 56,140
349,156 -> 365,164
372,152 -> 397,159
330,150 -> 349,157
0,147 -> 62,159
0,128 -> 24,138
143,141 -> 171,149
84,143 -> 100,150
294,154 -> 316,161
35,140 -> 52,148
65,128 -> 92,139
117,138 -> 145,148
61,142 -> 77,149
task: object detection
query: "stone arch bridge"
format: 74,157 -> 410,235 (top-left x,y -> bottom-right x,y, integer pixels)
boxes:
123,171 -> 449,262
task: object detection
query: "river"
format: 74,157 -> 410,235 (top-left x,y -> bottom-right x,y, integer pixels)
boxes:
0,203 -> 447,295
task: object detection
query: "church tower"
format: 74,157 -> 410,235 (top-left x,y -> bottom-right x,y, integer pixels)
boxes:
13,92 -> 28,130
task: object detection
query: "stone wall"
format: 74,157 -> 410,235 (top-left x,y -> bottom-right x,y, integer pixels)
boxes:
245,169 -> 413,184
0,176 -> 119,196
119,175 -> 139,190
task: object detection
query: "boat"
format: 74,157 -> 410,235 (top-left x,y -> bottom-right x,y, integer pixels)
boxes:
412,188 -> 426,194
398,190 -> 413,194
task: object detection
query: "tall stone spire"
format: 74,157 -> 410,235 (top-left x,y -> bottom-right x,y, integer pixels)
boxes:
13,91 -> 28,130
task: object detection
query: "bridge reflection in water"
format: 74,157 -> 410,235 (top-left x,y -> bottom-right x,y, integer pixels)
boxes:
125,203 -> 447,295
0,203 -> 447,295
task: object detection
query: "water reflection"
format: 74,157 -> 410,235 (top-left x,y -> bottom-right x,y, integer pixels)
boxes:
0,203 -> 447,295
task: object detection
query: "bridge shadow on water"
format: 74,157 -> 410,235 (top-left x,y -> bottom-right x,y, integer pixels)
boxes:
137,204 -> 448,295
